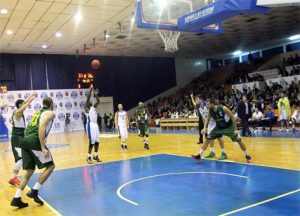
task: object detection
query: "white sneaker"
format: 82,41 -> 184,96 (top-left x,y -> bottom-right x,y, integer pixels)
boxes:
278,128 -> 284,132
286,129 -> 290,132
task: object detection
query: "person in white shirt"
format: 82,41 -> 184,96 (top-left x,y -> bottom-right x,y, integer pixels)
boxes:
251,108 -> 264,127
115,104 -> 129,150
292,106 -> 300,131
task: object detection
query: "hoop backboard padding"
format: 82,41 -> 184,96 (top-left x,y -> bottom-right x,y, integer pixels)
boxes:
178,0 -> 268,31
135,0 -> 223,34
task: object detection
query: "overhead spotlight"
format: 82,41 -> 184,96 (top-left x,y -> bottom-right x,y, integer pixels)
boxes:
0,9 -> 8,14
42,45 -> 47,49
55,32 -> 62,37
6,30 -> 13,35
104,31 -> 110,40
75,12 -> 82,22
288,34 -> 300,41
233,50 -> 242,56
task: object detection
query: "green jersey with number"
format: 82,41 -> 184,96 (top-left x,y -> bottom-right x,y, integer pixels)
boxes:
136,108 -> 149,124
209,105 -> 232,129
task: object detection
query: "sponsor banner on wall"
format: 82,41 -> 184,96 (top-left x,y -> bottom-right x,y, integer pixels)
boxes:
3,89 -> 89,134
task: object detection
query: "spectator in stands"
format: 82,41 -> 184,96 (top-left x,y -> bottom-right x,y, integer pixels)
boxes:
291,106 -> 300,131
251,108 -> 264,128
252,97 -> 262,112
103,113 -> 108,128
277,92 -> 291,132
264,108 -> 277,131
237,95 -> 252,137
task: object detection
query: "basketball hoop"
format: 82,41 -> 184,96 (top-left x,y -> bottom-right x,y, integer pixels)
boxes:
158,30 -> 181,53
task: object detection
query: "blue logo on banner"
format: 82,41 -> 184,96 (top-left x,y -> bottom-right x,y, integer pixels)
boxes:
80,101 -> 85,109
24,93 -> 30,99
41,92 -> 47,99
58,113 -> 65,121
7,95 -> 14,101
34,103 -> 42,111
56,92 -> 63,100
71,91 -> 78,99
73,112 -> 80,120
17,93 -> 22,99
53,103 -> 57,111
65,102 -> 72,110
54,122 -> 61,129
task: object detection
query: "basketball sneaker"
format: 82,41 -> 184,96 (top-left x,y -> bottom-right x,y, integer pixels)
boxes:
246,155 -> 252,163
93,155 -> 101,162
9,177 -> 20,186
191,154 -> 201,161
121,144 -> 125,150
26,189 -> 44,205
10,197 -> 28,208
86,157 -> 93,164
218,152 -> 228,160
124,145 -> 128,150
144,143 -> 149,150
205,151 -> 215,158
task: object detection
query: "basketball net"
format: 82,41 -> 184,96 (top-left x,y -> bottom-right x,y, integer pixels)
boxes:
158,30 -> 181,53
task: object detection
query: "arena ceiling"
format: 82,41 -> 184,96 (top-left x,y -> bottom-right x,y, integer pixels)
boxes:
0,0 -> 299,58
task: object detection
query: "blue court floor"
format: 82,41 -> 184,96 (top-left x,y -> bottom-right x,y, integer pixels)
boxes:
29,154 -> 300,216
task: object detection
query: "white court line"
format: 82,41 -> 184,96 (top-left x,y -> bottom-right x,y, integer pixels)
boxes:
116,171 -> 248,206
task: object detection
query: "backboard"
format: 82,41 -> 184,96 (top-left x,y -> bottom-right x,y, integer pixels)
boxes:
136,0 -> 222,34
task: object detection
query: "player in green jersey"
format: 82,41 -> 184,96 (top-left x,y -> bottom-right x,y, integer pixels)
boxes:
135,102 -> 150,149
11,97 -> 55,208
192,99 -> 252,163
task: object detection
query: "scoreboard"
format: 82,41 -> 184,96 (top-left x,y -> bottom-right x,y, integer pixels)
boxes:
77,73 -> 94,89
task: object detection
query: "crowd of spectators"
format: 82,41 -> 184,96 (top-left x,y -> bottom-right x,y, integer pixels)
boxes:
146,54 -> 300,131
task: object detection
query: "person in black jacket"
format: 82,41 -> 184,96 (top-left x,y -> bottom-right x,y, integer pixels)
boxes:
238,95 -> 252,137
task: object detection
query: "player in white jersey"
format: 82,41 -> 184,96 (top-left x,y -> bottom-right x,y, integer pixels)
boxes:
191,93 -> 227,160
114,104 -> 129,150
85,87 -> 101,164
9,92 -> 37,186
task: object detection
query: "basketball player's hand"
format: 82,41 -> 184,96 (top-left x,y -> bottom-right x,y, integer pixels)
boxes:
201,128 -> 207,135
190,93 -> 193,98
30,91 -> 38,99
42,148 -> 50,158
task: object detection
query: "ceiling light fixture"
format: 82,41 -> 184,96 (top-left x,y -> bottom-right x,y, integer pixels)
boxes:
6,30 -> 13,35
233,50 -> 242,56
288,34 -> 300,41
0,9 -> 8,14
55,32 -> 62,37
42,45 -> 47,49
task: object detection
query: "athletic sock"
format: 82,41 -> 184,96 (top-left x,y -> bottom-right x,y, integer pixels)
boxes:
210,147 -> 215,152
94,152 -> 98,157
11,173 -> 17,179
221,148 -> 225,153
244,150 -> 248,156
14,189 -> 23,198
87,154 -> 91,158
33,182 -> 42,190
199,149 -> 204,156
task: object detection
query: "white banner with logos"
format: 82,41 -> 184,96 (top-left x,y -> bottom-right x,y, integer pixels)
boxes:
266,75 -> 300,87
232,81 -> 266,92
248,69 -> 279,80
1,89 -> 89,134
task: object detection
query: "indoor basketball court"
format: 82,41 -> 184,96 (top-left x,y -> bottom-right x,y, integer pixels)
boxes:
0,0 -> 300,215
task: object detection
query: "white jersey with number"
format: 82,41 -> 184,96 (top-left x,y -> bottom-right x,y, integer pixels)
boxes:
117,110 -> 127,127
12,112 -> 26,129
198,105 -> 208,121
86,106 -> 99,144
87,106 -> 97,123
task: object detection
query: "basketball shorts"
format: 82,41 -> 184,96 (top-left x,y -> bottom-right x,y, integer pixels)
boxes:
11,135 -> 23,162
279,109 -> 288,121
118,126 -> 128,139
139,123 -> 149,136
208,126 -> 241,142
21,135 -> 54,170
87,122 -> 100,144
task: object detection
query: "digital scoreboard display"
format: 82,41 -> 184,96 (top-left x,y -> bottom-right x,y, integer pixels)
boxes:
77,73 -> 94,88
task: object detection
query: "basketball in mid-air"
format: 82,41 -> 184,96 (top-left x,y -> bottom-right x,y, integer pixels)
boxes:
91,59 -> 101,69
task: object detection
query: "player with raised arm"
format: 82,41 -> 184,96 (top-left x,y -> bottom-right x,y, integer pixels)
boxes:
9,92 -> 37,186
85,87 -> 101,164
